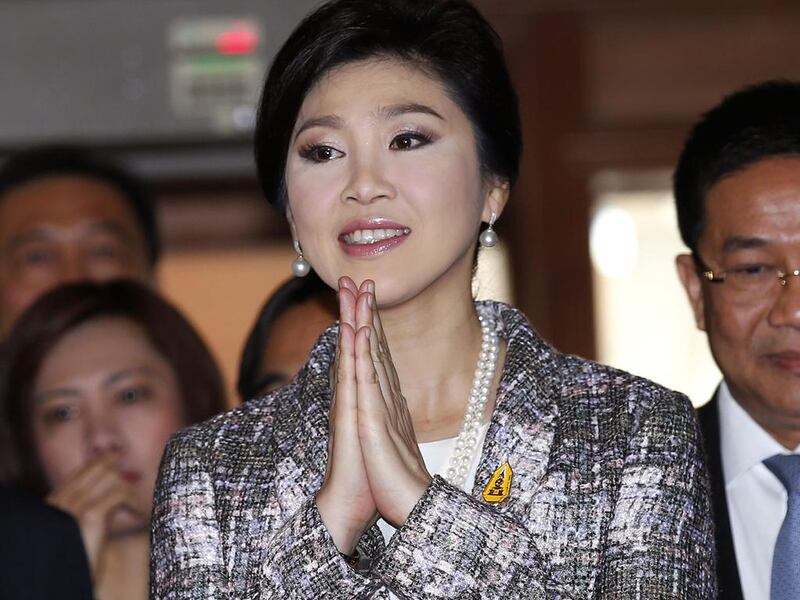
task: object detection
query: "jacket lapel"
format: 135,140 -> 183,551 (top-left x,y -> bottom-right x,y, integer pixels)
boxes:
272,327 -> 337,513
472,303 -> 561,513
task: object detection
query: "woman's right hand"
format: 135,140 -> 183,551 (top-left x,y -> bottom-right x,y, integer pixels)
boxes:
46,457 -> 141,579
316,277 -> 378,555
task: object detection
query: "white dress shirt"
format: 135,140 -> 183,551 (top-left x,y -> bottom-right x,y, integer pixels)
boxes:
718,381 -> 800,600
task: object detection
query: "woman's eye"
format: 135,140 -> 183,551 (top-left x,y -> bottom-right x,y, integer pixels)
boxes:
42,405 -> 78,425
20,248 -> 54,266
389,132 -> 432,151
117,386 -> 149,404
300,144 -> 344,163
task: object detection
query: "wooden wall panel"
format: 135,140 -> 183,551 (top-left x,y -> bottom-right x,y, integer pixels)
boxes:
586,11 -> 800,126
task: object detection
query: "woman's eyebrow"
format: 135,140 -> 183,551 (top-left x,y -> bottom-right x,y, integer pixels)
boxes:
293,103 -> 446,141
33,388 -> 81,404
293,115 -> 345,141
376,102 -> 445,121
102,366 -> 161,388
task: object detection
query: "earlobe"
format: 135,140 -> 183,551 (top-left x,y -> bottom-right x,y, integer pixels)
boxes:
482,177 -> 510,223
676,254 -> 706,331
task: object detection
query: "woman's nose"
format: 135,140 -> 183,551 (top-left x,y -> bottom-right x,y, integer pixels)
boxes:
341,153 -> 396,205
85,409 -> 123,457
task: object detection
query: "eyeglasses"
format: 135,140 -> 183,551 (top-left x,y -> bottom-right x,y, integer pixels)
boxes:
696,255 -> 800,297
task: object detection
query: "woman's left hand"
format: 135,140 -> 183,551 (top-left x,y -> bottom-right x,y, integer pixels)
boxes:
349,278 -> 432,527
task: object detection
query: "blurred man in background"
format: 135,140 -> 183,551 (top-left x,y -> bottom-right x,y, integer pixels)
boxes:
675,80 -> 800,600
0,145 -> 160,335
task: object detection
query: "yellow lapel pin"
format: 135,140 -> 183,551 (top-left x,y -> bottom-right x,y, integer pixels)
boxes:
482,462 -> 513,503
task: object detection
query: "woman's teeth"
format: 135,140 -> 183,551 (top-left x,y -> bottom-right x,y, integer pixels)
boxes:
343,228 -> 410,245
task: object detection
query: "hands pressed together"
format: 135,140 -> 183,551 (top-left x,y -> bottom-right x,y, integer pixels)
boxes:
316,276 -> 432,555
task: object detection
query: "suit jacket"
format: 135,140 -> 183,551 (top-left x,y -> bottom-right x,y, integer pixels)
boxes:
151,302 -> 716,599
0,486 -> 93,600
697,395 -> 744,600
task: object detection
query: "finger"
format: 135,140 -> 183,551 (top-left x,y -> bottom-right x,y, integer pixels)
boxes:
338,276 -> 359,300
58,469 -> 127,517
48,458 -> 117,509
332,322 -> 358,448
365,282 -> 403,397
88,485 -> 132,523
355,326 -> 387,429
334,322 -> 356,408
356,292 -> 394,409
354,287 -> 373,339
365,280 -> 386,343
338,286 -> 357,331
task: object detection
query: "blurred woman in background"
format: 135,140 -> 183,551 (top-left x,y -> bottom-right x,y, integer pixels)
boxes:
0,281 -> 226,600
237,272 -> 337,400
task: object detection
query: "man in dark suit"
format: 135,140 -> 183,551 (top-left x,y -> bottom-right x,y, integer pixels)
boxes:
0,486 -> 93,600
675,80 -> 800,600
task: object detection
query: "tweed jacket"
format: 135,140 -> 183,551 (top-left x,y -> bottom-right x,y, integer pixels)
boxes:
150,302 -> 716,599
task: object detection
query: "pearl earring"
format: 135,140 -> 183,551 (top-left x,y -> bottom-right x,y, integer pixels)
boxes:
479,211 -> 498,248
292,240 -> 311,277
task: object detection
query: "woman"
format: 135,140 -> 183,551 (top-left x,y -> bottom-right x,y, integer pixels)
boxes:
151,1 -> 716,597
237,272 -> 337,400
0,281 -> 227,600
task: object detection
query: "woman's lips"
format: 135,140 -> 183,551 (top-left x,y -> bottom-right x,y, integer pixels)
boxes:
338,220 -> 411,258
119,470 -> 141,484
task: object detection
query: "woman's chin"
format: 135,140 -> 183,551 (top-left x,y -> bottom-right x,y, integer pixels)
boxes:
108,506 -> 149,538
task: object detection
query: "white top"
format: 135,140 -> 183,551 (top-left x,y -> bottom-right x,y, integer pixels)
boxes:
718,381 -> 800,600
378,422 -> 491,599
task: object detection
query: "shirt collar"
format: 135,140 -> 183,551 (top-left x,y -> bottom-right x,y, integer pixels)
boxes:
718,380 -> 796,487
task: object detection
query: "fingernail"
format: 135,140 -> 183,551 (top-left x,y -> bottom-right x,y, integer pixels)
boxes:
365,328 -> 371,339
367,294 -> 374,308
368,280 -> 375,293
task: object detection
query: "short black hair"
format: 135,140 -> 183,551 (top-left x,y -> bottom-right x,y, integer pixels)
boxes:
237,273 -> 336,401
674,80 -> 800,254
255,0 -> 521,211
0,145 -> 160,267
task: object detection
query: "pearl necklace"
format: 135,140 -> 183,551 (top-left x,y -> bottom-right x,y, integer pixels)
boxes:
444,305 -> 500,487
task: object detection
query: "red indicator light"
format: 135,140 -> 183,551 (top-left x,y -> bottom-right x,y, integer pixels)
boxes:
215,26 -> 259,55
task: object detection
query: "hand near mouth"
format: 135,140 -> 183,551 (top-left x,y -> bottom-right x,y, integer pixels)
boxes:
47,457 -> 145,580
317,276 -> 432,555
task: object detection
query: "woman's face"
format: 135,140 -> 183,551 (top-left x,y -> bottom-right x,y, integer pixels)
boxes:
31,317 -> 185,534
285,59 -> 507,307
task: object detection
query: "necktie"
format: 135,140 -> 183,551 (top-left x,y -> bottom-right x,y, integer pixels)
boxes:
764,453 -> 800,600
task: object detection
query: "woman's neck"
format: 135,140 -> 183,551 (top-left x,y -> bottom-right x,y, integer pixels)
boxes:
95,531 -> 149,600
378,279 -> 494,442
